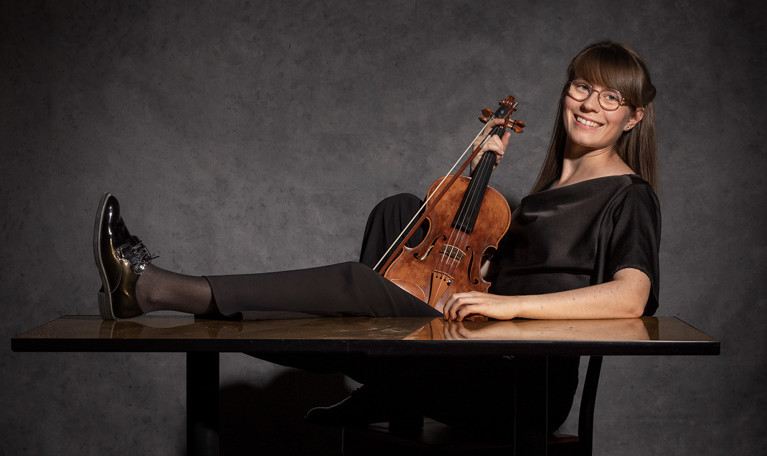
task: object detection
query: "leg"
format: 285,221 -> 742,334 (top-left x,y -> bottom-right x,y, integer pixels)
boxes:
94,193 -> 438,320
359,193 -> 426,269
202,192 -> 431,318
137,265 -> 217,315
206,261 -> 439,319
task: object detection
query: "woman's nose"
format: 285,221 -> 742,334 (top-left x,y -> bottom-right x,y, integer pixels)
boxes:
581,91 -> 601,111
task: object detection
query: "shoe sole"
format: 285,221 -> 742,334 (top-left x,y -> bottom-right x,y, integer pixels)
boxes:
93,192 -> 116,320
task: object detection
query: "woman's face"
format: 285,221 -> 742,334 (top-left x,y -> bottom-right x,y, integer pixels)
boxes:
562,80 -> 644,156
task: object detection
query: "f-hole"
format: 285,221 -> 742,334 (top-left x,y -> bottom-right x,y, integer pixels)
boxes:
415,235 -> 446,261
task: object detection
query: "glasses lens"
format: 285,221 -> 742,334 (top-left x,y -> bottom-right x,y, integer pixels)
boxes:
569,80 -> 591,101
599,90 -> 623,111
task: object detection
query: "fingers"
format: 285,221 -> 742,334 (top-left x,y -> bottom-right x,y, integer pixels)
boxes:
482,117 -> 506,131
443,320 -> 467,339
500,129 -> 512,150
471,120 -> 511,172
482,121 -> 510,151
473,118 -> 505,147
443,292 -> 486,322
443,292 -> 517,321
483,136 -> 506,164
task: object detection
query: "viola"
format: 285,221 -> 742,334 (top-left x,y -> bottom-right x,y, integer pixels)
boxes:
375,96 -> 524,311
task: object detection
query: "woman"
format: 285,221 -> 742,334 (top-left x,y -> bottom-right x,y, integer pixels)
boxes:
94,41 -> 659,433
443,45 -> 659,323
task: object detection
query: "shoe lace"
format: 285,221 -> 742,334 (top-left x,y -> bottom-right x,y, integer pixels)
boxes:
116,236 -> 158,274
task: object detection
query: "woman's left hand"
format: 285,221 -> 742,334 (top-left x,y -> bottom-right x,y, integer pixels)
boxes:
470,118 -> 510,174
440,291 -> 518,321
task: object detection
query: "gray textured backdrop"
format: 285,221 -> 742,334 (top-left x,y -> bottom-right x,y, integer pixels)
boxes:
2,0 -> 765,455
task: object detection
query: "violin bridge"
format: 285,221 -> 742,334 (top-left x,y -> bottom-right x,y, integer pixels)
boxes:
439,244 -> 466,262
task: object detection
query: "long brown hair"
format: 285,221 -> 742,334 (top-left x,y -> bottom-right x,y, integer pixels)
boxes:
531,42 -> 658,193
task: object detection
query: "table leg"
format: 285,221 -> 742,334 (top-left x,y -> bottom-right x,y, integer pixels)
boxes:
187,352 -> 220,456
515,356 -> 548,455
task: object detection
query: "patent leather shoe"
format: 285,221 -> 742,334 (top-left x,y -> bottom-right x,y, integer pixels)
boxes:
93,193 -> 156,320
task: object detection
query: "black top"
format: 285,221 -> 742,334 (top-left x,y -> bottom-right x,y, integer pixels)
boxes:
491,174 -> 661,315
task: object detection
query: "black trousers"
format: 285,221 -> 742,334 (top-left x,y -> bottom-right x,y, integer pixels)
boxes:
205,193 -> 437,320
205,193 -> 575,433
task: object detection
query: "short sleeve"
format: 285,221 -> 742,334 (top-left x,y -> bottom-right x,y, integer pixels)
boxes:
602,181 -> 661,315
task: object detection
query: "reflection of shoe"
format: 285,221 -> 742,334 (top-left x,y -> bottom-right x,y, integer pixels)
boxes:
305,385 -> 421,428
99,320 -> 147,338
93,193 -> 156,320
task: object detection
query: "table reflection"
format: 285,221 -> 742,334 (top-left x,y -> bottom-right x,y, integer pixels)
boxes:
405,318 -> 653,341
97,315 -> 437,340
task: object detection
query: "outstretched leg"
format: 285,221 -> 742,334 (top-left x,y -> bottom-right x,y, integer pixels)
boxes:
94,193 -> 438,320
206,261 -> 437,319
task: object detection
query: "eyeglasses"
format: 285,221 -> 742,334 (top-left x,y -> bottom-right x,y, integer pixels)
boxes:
567,79 -> 626,111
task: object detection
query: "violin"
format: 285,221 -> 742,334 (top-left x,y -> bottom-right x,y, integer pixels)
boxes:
375,96 -> 525,311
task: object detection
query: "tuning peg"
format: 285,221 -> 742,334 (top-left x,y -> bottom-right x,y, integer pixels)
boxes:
505,118 -> 526,134
478,108 -> 493,123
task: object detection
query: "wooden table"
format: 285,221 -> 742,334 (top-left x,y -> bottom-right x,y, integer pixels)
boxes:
12,316 -> 719,455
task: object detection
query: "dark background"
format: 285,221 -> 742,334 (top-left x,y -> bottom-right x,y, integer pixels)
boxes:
2,1 -> 765,454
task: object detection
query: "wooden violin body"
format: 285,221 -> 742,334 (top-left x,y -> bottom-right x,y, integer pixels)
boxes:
377,95 -> 524,311
384,174 -> 511,309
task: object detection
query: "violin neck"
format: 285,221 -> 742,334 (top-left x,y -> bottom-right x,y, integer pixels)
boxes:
451,151 -> 496,234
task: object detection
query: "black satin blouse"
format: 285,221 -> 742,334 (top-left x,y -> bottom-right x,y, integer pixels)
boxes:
490,174 -> 661,315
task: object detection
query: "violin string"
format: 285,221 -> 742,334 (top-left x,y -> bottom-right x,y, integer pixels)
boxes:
440,121 -> 504,276
434,153 -> 488,303
445,140 -> 494,280
447,118 -> 509,252
372,119 -> 495,272
436,123 -> 499,290
434,125 -> 494,277
443,123 -> 501,284
444,110 -> 516,295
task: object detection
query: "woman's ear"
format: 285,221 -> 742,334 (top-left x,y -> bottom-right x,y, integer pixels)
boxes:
625,107 -> 645,130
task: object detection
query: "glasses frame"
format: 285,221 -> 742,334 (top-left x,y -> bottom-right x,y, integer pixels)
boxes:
567,79 -> 627,111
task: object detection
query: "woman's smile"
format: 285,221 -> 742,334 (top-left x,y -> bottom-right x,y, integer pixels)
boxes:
574,114 -> 602,128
